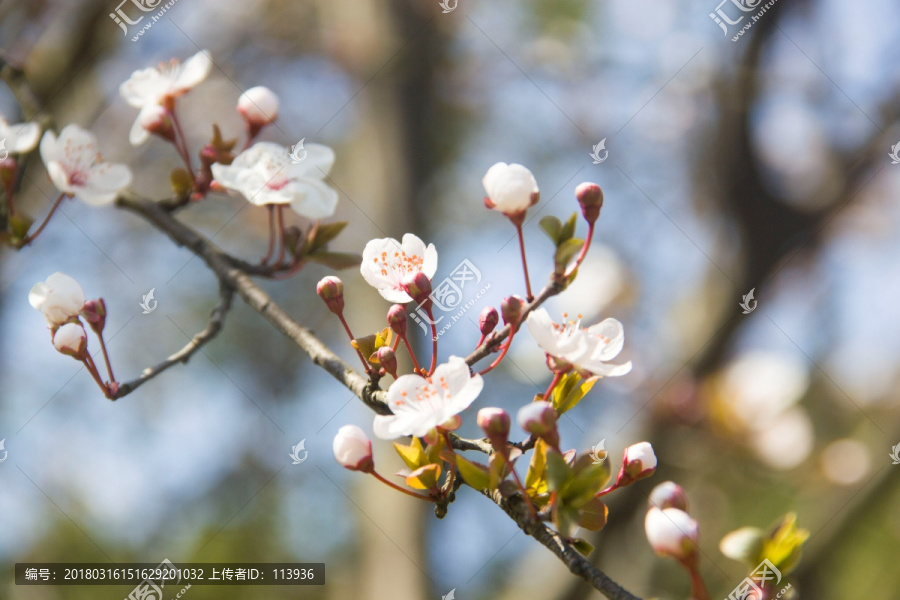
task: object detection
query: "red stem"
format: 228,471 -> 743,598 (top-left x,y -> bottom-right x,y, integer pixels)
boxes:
478,330 -> 515,376
4,176 -> 15,216
82,354 -> 110,397
337,313 -> 371,374
23,193 -> 66,245
370,471 -> 434,502
543,370 -> 563,402
400,333 -> 423,374
515,223 -> 534,302
565,221 -> 595,278
169,107 -> 197,187
261,205 -> 275,264
275,205 -> 286,266
425,306 -> 438,376
686,562 -> 711,600
97,331 -> 116,383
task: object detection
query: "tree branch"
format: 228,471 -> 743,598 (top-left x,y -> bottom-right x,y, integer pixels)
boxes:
485,489 -> 642,600
113,191 -> 641,599
113,279 -> 235,398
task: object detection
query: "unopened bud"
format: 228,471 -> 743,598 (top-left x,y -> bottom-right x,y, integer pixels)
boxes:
517,401 -> 559,447
387,304 -> 407,336
374,346 -> 398,378
621,441 -> 657,482
479,306 -> 499,337
316,276 -> 344,315
645,506 -> 699,561
333,425 -> 374,473
575,182 -> 603,224
81,298 -> 107,335
648,481 -> 689,512
238,86 -> 280,128
477,407 -> 510,450
401,271 -> 432,307
52,323 -> 88,359
501,295 -> 524,326
139,105 -> 176,142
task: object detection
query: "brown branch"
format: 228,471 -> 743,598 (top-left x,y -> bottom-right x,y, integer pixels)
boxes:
113,191 -> 640,599
485,489 -> 642,600
113,279 -> 235,398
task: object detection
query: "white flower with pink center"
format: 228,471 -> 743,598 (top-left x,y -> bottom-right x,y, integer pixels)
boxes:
373,356 -> 483,439
211,141 -> 338,218
39,125 -> 133,205
360,233 -> 438,304
526,308 -> 632,378
120,50 -> 212,146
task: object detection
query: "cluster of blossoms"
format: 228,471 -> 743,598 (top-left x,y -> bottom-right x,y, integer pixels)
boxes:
8,49 -> 808,594
28,273 -> 118,398
14,50 -> 352,393
323,160 -> 658,548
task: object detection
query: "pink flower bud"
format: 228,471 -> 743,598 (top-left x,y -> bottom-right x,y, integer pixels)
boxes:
622,441 -> 657,481
644,506 -> 699,561
479,306 -> 499,337
237,86 -> 279,127
575,182 -> 604,224
52,323 -> 87,359
501,295 -> 524,326
387,304 -> 407,336
482,162 -> 540,223
139,105 -> 176,142
375,346 -> 398,378
648,481 -> 689,512
81,298 -> 107,335
477,407 -> 510,450
401,271 -> 432,307
316,276 -> 344,315
517,401 -> 559,447
333,425 -> 374,473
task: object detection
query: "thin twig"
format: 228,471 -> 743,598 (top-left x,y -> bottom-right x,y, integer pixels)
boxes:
112,280 -> 235,398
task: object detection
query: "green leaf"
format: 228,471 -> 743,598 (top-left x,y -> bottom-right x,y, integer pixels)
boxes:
456,455 -> 491,491
170,168 -> 193,197
525,439 -> 549,492
554,238 -> 584,273
8,213 -> 34,239
394,437 -> 427,471
562,455 -> 611,507
720,527 -> 766,565
488,452 -> 509,490
546,450 -> 573,493
559,212 -> 577,244
557,375 -> 599,414
539,216 -> 563,246
576,497 -> 608,532
552,502 -> 579,538
762,513 -> 809,575
308,252 -> 362,270
405,464 -> 441,490
308,221 -> 348,254
570,538 -> 595,557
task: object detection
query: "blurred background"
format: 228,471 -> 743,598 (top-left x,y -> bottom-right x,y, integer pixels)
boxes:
1,0 -> 899,598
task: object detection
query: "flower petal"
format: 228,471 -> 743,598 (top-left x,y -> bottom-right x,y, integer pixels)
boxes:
287,177 -> 339,219
175,50 -> 213,91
